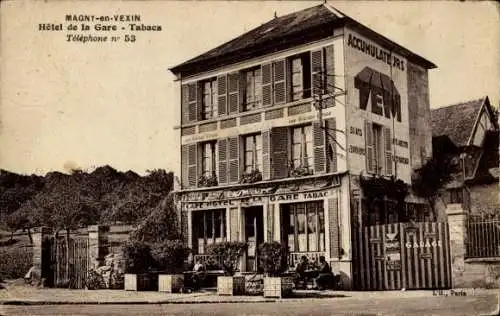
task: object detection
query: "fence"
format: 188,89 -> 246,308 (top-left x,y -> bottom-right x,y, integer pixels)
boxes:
352,222 -> 452,290
48,237 -> 89,288
466,215 -> 500,259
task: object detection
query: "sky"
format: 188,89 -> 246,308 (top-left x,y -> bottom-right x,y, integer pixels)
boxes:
0,1 -> 498,177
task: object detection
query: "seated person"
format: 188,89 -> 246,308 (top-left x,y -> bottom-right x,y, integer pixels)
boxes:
294,256 -> 309,288
191,260 -> 207,290
315,256 -> 334,290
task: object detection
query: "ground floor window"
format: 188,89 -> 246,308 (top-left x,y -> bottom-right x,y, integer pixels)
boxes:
281,201 -> 325,252
192,209 -> 226,254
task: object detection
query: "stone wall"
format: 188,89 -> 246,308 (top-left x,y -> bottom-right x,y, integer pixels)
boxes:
469,183 -> 500,215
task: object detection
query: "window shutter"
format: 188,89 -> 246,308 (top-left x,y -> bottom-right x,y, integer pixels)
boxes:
239,71 -> 247,112
328,197 -> 340,259
273,60 -> 286,105
270,127 -> 289,179
285,58 -> 292,103
262,130 -> 271,180
384,126 -> 393,176
228,73 -> 239,114
325,118 -> 337,173
313,121 -> 326,174
324,45 -> 335,108
311,49 -> 323,100
227,136 -> 239,183
181,84 -> 190,124
187,143 -> 198,187
188,83 -> 198,122
217,75 -> 227,116
181,144 -> 189,188
218,139 -> 228,185
261,63 -> 272,107
364,121 -> 375,174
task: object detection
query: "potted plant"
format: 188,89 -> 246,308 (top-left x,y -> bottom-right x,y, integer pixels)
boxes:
207,241 -> 247,295
289,161 -> 313,177
240,169 -> 263,184
122,240 -> 157,291
259,242 -> 293,298
151,240 -> 190,293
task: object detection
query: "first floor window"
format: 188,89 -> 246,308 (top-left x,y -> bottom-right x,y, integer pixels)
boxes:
291,125 -> 313,170
282,202 -> 325,252
193,209 -> 226,254
289,53 -> 311,101
201,141 -> 216,177
243,134 -> 262,173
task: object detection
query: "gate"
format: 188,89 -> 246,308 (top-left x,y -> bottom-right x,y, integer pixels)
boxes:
48,236 -> 89,289
352,222 -> 452,290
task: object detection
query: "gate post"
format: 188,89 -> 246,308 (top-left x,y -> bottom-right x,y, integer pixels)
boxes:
446,204 -> 467,288
88,225 -> 110,269
32,226 -> 51,285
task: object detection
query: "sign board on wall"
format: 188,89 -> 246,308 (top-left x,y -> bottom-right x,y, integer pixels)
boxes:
344,28 -> 411,184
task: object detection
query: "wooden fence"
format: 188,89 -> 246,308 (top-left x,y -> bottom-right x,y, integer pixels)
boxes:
352,222 -> 452,290
48,237 -> 89,289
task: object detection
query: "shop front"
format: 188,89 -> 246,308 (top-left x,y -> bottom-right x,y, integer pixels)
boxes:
179,173 -> 350,274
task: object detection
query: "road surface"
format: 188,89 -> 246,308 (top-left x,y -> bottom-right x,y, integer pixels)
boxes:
1,294 -> 498,315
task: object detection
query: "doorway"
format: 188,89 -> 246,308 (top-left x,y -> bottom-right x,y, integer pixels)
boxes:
244,206 -> 264,272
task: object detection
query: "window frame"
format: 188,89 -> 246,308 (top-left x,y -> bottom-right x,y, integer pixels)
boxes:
243,133 -> 262,173
290,124 -> 313,171
288,53 -> 311,101
244,67 -> 262,111
201,140 -> 217,177
285,202 -> 325,253
201,78 -> 218,120
193,209 -> 227,254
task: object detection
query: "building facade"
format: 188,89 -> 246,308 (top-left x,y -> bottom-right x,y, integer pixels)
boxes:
170,4 -> 436,288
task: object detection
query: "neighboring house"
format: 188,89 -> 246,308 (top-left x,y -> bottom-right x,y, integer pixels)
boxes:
431,96 -> 499,217
169,4 -> 436,288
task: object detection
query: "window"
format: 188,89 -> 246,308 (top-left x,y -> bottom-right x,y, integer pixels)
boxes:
244,68 -> 262,111
201,141 -> 217,177
193,210 -> 226,254
284,202 -> 325,252
291,125 -> 313,170
202,78 -> 217,120
372,123 -> 383,175
243,134 -> 262,173
289,53 -> 311,101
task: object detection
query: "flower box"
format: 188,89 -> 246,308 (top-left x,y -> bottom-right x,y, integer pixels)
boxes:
124,273 -> 158,291
263,276 -> 293,298
158,274 -> 184,293
217,275 -> 245,296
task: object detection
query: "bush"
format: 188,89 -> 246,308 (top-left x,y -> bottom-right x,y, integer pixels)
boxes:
150,240 -> 190,274
0,246 -> 32,280
207,241 -> 247,276
122,240 -> 154,274
258,242 -> 289,277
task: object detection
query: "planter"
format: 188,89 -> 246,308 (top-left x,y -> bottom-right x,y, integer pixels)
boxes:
217,275 -> 245,296
124,273 -> 158,291
158,274 -> 184,293
263,276 -> 293,298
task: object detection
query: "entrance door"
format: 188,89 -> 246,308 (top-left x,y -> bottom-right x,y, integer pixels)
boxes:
244,207 -> 264,272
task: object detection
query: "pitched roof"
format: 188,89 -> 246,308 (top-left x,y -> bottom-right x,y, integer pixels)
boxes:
430,97 -> 487,147
170,4 -> 436,76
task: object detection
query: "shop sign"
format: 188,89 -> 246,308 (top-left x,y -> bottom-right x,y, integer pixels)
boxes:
184,200 -> 232,210
269,190 -> 331,202
385,232 -> 401,271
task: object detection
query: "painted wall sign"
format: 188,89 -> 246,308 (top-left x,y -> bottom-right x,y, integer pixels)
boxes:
349,145 -> 365,156
347,33 -> 405,71
355,67 -> 402,122
393,138 -> 409,148
349,126 -> 363,136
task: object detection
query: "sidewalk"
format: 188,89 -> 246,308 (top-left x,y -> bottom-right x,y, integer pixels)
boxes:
1,281 -> 498,305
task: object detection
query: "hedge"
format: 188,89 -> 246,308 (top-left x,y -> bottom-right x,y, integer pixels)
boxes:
0,246 -> 32,280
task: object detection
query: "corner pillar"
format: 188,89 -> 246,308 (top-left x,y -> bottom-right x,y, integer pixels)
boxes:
32,226 -> 51,285
446,204 -> 467,288
88,225 -> 110,269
